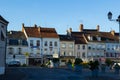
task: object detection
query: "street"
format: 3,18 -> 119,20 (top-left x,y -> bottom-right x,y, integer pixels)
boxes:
0,67 -> 120,80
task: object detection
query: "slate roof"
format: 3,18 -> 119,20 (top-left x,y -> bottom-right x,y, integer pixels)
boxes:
83,31 -> 118,42
0,15 -> 9,23
7,31 -> 26,39
59,35 -> 74,41
71,32 -> 87,44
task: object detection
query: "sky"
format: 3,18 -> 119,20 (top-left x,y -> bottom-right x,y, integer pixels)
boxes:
0,0 -> 120,34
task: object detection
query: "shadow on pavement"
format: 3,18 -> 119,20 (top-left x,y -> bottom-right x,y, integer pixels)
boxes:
0,68 -> 26,80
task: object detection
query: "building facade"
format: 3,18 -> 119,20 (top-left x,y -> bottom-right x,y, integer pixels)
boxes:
22,24 -> 60,65
6,23 -> 120,66
0,15 -> 8,75
6,31 -> 28,65
59,35 -> 75,66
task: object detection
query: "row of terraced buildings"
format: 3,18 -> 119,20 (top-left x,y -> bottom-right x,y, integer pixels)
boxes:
6,23 -> 120,66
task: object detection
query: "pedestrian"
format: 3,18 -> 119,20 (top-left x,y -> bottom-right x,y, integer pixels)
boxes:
114,63 -> 120,74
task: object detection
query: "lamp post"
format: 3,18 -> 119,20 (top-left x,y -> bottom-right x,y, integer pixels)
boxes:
107,12 -> 120,58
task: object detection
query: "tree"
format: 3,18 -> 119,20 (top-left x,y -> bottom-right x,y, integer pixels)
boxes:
74,58 -> 83,65
67,59 -> 72,65
105,58 -> 112,66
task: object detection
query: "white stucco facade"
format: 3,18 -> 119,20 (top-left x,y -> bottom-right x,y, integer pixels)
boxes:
75,44 -> 88,62
6,46 -> 28,65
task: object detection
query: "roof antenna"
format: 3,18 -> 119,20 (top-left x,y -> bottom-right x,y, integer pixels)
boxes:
110,27 -> 113,31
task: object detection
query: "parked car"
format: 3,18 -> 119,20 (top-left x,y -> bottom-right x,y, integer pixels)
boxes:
7,61 -> 21,67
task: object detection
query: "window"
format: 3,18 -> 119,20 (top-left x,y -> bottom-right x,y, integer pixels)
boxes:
18,48 -> 22,54
69,51 -> 73,56
30,40 -> 33,46
1,25 -> 4,28
9,39 -> 19,45
36,40 -> 40,46
8,47 -> 14,54
22,40 -> 28,46
88,45 -> 91,50
1,31 -> 5,41
88,52 -> 92,57
61,43 -> 66,48
77,52 -> 81,57
78,45 -> 80,50
82,52 -> 85,58
44,48 -> 47,51
54,41 -> 57,47
44,41 -> 47,46
82,45 -> 85,50
69,44 -> 73,48
61,51 -> 66,56
49,41 -> 52,46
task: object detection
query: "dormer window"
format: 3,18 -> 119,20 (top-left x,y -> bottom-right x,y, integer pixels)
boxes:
88,35 -> 93,41
97,36 -> 101,41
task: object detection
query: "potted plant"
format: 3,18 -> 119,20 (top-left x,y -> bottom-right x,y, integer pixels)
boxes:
74,58 -> 83,72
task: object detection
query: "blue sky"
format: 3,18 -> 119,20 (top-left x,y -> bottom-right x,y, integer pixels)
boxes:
0,0 -> 120,34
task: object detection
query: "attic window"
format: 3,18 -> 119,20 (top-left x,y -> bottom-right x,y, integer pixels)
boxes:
96,36 -> 101,41
88,35 -> 93,41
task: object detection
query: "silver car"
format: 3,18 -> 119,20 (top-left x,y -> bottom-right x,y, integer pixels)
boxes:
8,61 -> 21,67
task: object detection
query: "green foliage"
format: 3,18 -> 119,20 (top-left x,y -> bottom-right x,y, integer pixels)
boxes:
67,59 -> 72,65
52,58 -> 59,63
22,64 -> 27,67
105,58 -> 112,66
74,58 -> 83,65
88,60 -> 99,71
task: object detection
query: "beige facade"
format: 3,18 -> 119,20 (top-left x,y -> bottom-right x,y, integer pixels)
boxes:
75,44 -> 88,62
60,41 -> 75,66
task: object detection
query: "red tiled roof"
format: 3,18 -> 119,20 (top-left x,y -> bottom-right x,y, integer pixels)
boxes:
24,27 -> 41,38
23,26 -> 59,38
40,27 -> 59,38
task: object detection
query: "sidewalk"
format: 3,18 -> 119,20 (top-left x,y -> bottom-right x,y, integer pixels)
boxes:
82,69 -> 120,80
0,68 -> 26,80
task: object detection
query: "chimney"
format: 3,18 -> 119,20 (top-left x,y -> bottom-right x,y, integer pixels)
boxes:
66,30 -> 69,35
69,28 -> 72,33
79,24 -> 83,32
38,27 -> 41,32
110,30 -> 115,36
22,23 -> 24,27
34,24 -> 37,27
96,25 -> 100,31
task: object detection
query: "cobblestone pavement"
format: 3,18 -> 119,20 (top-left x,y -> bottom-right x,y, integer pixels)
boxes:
0,67 -> 120,80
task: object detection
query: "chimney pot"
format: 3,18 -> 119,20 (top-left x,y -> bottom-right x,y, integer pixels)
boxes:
69,28 -> 72,32
22,23 -> 24,27
110,30 -> 115,36
79,24 -> 83,32
97,25 -> 100,31
34,24 -> 37,27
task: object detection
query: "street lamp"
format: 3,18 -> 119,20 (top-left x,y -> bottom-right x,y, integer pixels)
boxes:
107,11 -> 120,57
